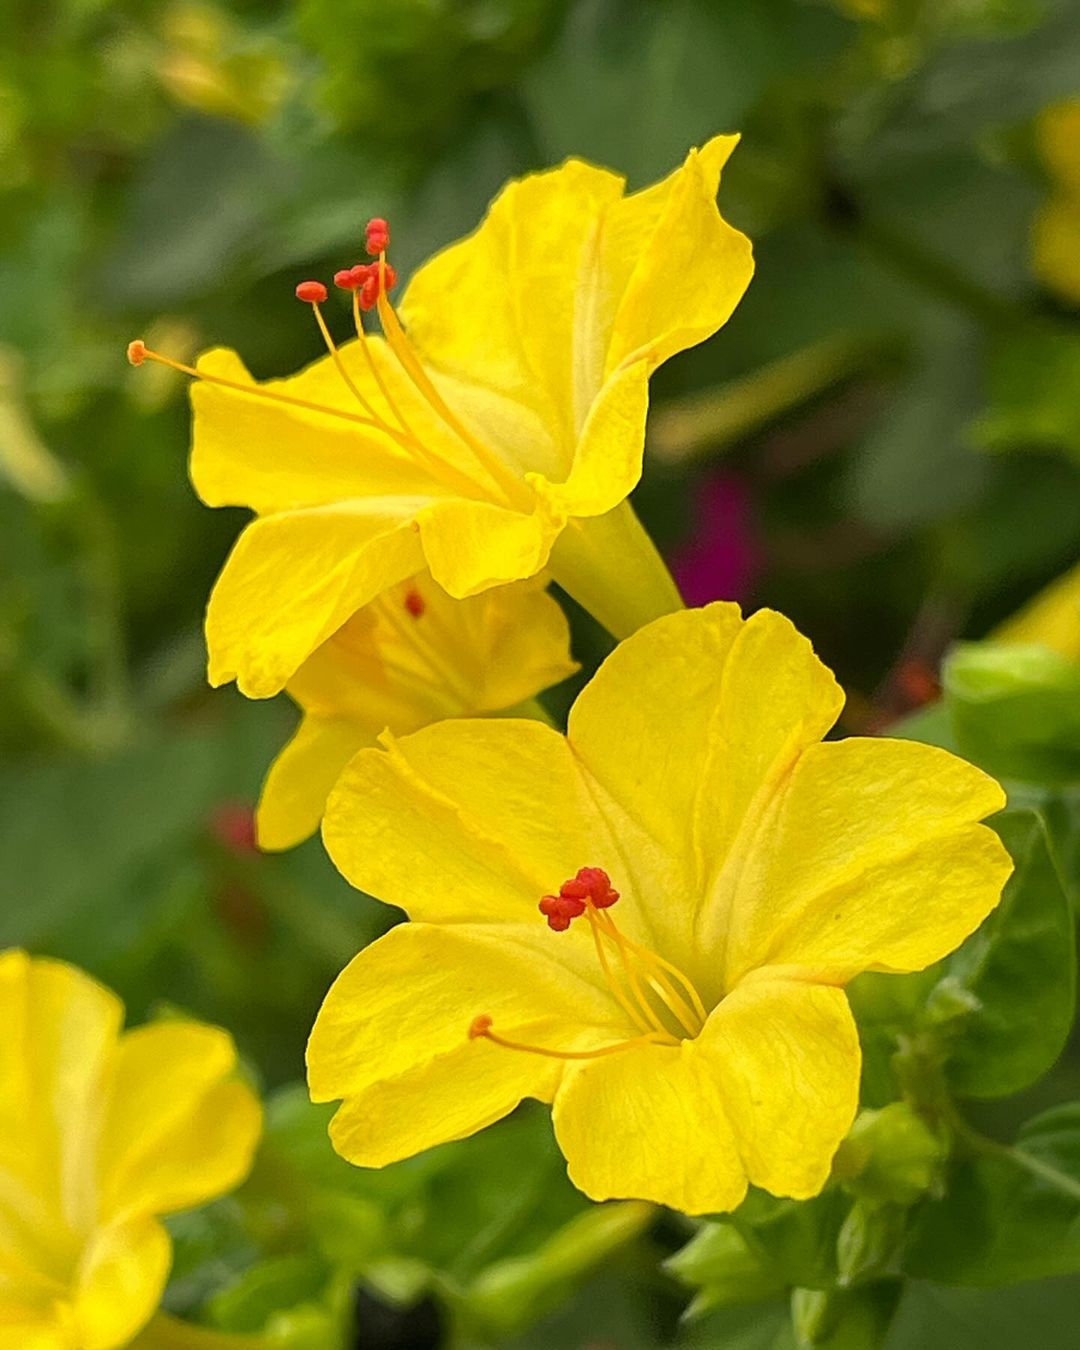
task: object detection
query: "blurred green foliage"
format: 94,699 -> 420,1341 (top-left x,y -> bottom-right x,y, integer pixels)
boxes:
4,0 -> 1080,1345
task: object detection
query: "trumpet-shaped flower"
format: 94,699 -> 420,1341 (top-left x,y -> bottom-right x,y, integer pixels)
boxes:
257,573 -> 578,850
308,604 -> 1011,1215
0,951 -> 261,1348
130,137 -> 753,698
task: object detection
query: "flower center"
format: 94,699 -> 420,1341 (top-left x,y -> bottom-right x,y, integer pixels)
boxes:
468,866 -> 708,1062
127,219 -> 528,508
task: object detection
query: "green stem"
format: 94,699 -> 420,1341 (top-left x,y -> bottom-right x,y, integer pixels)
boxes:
952,1113 -> 1080,1202
648,332 -> 895,463
548,499 -> 684,640
851,209 -> 1025,330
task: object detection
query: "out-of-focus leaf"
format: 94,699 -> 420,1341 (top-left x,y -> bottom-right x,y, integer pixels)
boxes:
888,1274 -> 1080,1350
524,0 -> 844,188
847,319 -> 988,532
974,329 -> 1080,459
905,1103 -> 1080,1285
944,641 -> 1080,784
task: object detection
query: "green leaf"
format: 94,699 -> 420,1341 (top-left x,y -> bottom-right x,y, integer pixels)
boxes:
905,1104 -> 1080,1285
974,330 -> 1080,460
944,642 -> 1080,785
936,808 -> 1076,1098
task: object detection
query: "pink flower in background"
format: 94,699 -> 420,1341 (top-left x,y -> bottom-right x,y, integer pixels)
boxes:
669,473 -> 761,606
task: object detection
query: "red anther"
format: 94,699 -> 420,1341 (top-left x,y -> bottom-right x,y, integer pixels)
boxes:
335,264 -> 373,291
359,273 -> 380,311
403,587 -> 425,618
575,866 -> 620,909
295,280 -> 328,304
469,1014 -> 493,1039
365,217 -> 390,255
127,339 -> 147,366
559,878 -> 589,901
539,893 -> 586,931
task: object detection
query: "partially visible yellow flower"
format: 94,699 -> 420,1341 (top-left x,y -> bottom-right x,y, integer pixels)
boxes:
1032,99 -> 1080,304
992,556 -> 1080,661
131,136 -> 752,698
308,604 -> 1010,1215
0,951 -> 261,1348
257,572 -> 578,851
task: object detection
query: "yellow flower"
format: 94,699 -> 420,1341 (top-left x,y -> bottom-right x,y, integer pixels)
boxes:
0,951 -> 261,1348
257,572 -> 578,851
308,604 -> 1010,1215
1032,100 -> 1080,305
992,557 -> 1080,662
131,137 -> 752,698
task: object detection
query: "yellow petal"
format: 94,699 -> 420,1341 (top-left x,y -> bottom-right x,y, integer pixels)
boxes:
1035,100 -> 1080,195
604,136 -> 753,375
190,348 -> 446,514
552,1040 -> 746,1215
257,716 -> 371,851
205,500 -> 425,697
259,574 -> 577,850
1031,196 -> 1080,306
308,923 -> 626,1167
97,1021 -> 261,1222
704,979 -> 860,1199
992,557 -> 1080,660
402,159 -> 626,460
71,1215 -> 171,1350
417,496 -> 560,599
553,979 -> 858,1212
723,738 -> 1010,986
0,952 -> 122,1238
322,719 -> 602,926
566,605 -> 842,993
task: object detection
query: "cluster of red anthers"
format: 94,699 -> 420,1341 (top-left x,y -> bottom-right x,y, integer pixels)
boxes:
539,866 -> 620,931
295,217 -> 397,313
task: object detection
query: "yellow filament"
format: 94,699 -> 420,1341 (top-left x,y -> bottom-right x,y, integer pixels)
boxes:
592,908 -> 706,1039
471,1020 -> 672,1060
376,588 -> 477,706
132,347 -> 388,430
586,908 -> 655,1036
375,262 -> 528,507
352,290 -> 416,440
311,301 -> 384,423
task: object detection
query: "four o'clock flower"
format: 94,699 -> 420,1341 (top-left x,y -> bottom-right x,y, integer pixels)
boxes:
257,572 -> 578,851
308,604 -> 1011,1215
0,950 -> 261,1348
129,137 -> 753,698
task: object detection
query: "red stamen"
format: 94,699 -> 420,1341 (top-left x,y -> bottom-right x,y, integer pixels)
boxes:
469,1014 -> 493,1040
403,587 -> 425,618
295,280 -> 328,304
127,339 -> 147,366
365,217 -> 390,255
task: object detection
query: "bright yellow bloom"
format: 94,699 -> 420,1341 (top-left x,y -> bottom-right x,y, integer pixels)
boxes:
992,557 -> 1080,662
1032,100 -> 1080,304
140,136 -> 752,698
257,572 -> 578,850
0,951 -> 261,1349
308,604 -> 1010,1216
